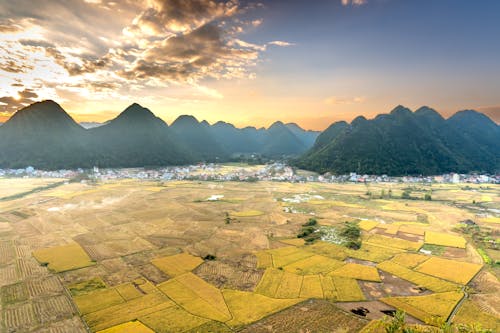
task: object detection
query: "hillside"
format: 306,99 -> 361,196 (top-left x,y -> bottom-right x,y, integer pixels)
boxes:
295,105 -> 500,176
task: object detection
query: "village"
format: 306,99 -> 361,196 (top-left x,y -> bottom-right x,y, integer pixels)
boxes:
0,163 -> 498,184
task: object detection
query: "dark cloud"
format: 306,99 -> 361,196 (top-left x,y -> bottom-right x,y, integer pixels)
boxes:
120,23 -> 259,81
0,18 -> 26,33
129,0 -> 238,35
0,89 -> 39,114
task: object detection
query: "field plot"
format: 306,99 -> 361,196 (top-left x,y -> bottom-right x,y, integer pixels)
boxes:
390,253 -> 429,268
345,243 -> 404,263
239,299 -> 368,333
32,243 -> 95,272
283,254 -> 344,275
222,289 -> 302,328
1,282 -> 29,304
330,263 -> 381,282
364,234 -> 422,251
193,259 -> 263,291
377,261 -> 458,292
231,210 -> 265,217
358,220 -> 379,231
255,268 -> 283,297
302,241 -> 348,260
68,277 -> 106,296
3,302 -> 38,331
424,231 -> 466,249
96,321 -> 155,333
139,306 -> 210,333
157,272 -> 232,322
83,292 -> 174,331
266,246 -> 315,268
414,257 -> 482,285
299,275 -> 323,299
33,294 -> 75,324
332,276 -> 366,301
380,291 -> 464,324
453,300 -> 500,331
73,288 -> 125,315
151,252 -> 203,277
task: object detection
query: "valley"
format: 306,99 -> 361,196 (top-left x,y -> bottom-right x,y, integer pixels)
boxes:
0,175 -> 498,332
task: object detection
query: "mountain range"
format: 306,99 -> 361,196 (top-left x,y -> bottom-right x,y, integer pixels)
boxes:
0,101 -> 498,175
0,100 -> 319,169
294,105 -> 500,175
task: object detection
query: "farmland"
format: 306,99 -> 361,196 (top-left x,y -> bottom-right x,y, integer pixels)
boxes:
0,176 -> 498,331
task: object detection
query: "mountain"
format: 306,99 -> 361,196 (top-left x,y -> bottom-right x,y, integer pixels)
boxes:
0,100 -> 93,169
261,121 -> 308,156
169,115 -> 228,161
285,123 -> 320,147
295,105 -> 500,176
88,103 -> 192,167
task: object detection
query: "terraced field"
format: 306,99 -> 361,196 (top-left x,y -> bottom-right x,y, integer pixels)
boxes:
0,177 -> 498,332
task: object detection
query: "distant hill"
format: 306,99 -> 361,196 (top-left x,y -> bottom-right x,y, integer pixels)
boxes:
79,121 -> 105,129
0,100 -> 93,169
295,105 -> 500,176
0,100 -> 319,169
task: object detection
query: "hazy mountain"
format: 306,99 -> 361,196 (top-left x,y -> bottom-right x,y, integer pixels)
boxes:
285,123 -> 320,147
295,105 -> 500,176
169,115 -> 228,161
89,103 -> 192,167
262,121 -> 308,156
0,100 -> 93,169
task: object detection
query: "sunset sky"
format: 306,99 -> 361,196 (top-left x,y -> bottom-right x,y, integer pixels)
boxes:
1,0 -> 499,129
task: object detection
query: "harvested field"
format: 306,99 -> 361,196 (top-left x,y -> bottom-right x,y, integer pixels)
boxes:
240,299 -> 369,333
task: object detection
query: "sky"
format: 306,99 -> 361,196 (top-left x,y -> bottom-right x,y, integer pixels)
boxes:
0,0 -> 499,130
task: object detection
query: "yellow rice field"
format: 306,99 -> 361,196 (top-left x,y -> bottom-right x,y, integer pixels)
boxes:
380,291 -> 464,324
414,257 -> 482,285
390,253 -> 429,268
157,273 -> 231,322
32,242 -> 95,272
424,231 -> 467,248
96,321 -> 154,333
377,261 -> 458,292
223,290 -> 301,328
358,220 -> 379,231
151,252 -> 203,277
329,262 -> 381,282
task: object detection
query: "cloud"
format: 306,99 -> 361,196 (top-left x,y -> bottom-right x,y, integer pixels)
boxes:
268,41 -> 295,47
126,0 -> 239,35
341,0 -> 368,6
324,96 -> 366,105
0,88 -> 39,114
0,0 -> 276,113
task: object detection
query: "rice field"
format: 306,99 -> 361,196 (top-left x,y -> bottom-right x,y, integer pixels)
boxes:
32,243 -> 95,273
0,178 -> 497,331
376,261 -> 458,292
151,252 -> 203,277
157,273 -> 232,322
424,231 -> 467,249
380,291 -> 464,324
329,263 -> 381,282
222,289 -> 302,328
96,321 -> 155,333
414,257 -> 482,285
